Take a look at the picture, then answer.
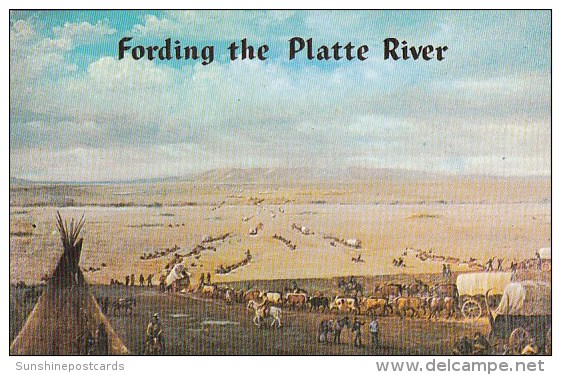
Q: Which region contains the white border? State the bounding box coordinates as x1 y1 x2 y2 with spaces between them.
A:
2 2 557 375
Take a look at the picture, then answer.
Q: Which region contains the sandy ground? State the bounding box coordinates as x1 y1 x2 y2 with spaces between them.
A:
9 180 550 285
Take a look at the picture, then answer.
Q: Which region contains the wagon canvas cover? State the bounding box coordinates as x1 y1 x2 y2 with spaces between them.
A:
495 281 551 316
538 247 551 259
456 272 512 297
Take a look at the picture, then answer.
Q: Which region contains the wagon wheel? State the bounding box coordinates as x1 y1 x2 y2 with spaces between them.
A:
461 299 482 319
509 327 531 354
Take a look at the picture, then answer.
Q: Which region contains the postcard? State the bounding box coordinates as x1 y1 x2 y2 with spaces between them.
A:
9 10 551 357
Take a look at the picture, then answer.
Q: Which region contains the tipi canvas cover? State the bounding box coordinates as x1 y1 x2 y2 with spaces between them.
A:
10 213 129 355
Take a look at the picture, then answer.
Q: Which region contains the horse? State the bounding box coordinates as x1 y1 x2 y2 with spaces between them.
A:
144 335 165 355
285 292 307 310
244 290 261 302
247 300 282 328
233 289 245 303
308 296 330 311
351 255 365 263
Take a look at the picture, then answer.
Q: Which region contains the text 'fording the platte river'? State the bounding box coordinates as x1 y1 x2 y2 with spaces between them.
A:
118 37 449 65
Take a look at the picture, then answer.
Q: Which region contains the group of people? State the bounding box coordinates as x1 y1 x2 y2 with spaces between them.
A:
392 257 406 268
318 317 380 349
453 332 491 355
350 317 380 348
485 257 504 272
442 263 452 278
199 272 212 286
215 250 252 275
140 245 181 261
110 273 153 288
453 332 541 355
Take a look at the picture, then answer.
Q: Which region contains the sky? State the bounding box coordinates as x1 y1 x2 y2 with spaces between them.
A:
9 10 551 182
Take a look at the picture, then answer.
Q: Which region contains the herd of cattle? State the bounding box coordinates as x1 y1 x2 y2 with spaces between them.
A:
197 280 463 321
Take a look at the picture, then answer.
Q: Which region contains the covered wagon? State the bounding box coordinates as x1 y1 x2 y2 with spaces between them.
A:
537 247 551 259
536 247 552 271
345 238 362 249
456 272 511 319
166 264 191 292
486 281 551 354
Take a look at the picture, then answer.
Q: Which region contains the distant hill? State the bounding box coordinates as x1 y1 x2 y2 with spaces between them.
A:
10 167 550 186
187 167 440 185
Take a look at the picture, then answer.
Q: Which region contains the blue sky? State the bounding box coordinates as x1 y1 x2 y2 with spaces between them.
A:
10 10 551 181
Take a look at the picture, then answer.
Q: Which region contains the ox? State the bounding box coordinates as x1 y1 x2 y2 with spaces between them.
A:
427 296 457 320
361 297 390 316
392 297 425 318
330 296 360 315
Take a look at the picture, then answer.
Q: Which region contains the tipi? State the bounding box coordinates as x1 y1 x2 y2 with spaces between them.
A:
10 212 129 355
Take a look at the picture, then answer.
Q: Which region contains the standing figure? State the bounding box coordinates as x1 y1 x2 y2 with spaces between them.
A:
485 258 494 272
497 259 504 271
318 320 329 343
351 317 364 347
159 274 166 293
199 273 205 289
147 274 153 287
139 274 145 287
369 318 379 348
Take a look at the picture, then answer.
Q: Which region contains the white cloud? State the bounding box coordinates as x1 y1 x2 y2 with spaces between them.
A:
53 20 116 43
131 11 298 42
10 19 35 42
86 56 174 89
